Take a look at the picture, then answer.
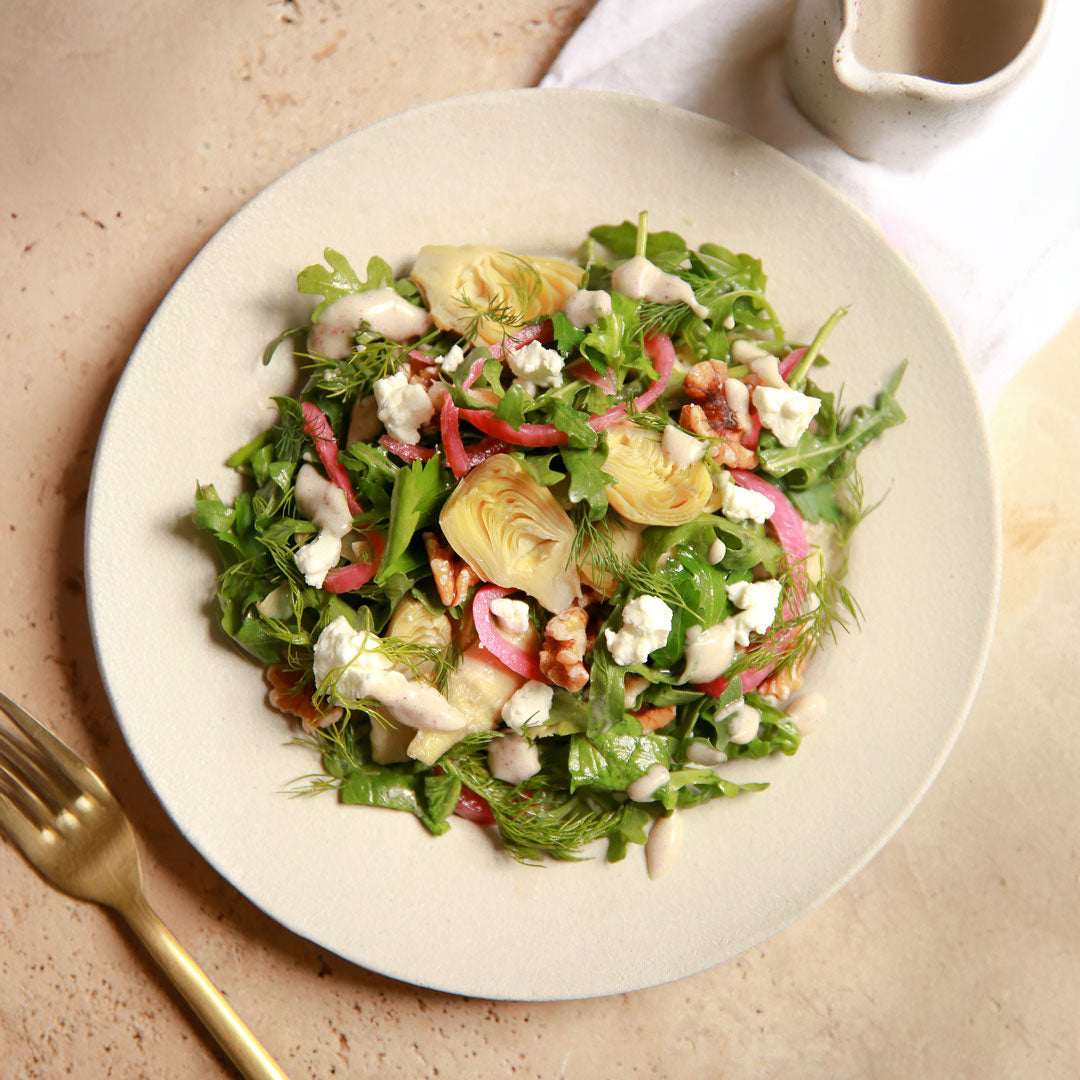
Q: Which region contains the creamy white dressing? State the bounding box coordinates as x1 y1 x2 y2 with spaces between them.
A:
488 733 541 785
707 538 727 565
645 812 681 880
723 376 752 431
729 339 773 365
750 354 786 389
627 763 670 803
685 741 728 766
563 288 613 328
611 255 709 318
256 582 292 620
726 702 761 744
308 288 433 358
786 691 827 734
295 463 352 537
346 394 381 446
661 424 706 467
312 616 466 732
679 621 738 685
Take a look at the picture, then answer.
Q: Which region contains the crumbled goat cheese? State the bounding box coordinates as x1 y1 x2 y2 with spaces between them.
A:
507 340 565 395
440 343 466 373
294 531 343 589
604 594 674 666
489 734 541 784
717 470 775 524
372 371 435 444
490 597 530 635
501 680 554 735
313 616 465 731
726 578 783 646
752 385 821 447
661 424 706 467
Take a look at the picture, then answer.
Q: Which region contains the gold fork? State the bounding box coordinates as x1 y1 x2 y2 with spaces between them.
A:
0 691 291 1080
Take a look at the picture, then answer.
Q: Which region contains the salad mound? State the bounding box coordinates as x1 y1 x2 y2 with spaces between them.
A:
193 214 905 874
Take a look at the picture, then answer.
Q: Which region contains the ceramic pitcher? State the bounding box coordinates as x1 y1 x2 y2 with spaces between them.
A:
785 0 1053 165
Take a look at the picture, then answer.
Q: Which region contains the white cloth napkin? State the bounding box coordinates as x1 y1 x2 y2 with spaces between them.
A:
543 0 1080 406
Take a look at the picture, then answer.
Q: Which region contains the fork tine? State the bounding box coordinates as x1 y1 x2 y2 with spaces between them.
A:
0 773 51 838
0 732 68 822
0 692 111 802
0 729 79 811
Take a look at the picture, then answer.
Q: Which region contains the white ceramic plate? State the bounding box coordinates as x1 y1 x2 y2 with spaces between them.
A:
86 89 999 1001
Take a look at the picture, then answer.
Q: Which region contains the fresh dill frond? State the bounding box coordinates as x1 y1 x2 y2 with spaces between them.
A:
440 738 631 863
299 330 418 401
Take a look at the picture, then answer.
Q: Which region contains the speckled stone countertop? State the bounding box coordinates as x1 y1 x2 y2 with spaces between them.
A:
2 3 1077 1077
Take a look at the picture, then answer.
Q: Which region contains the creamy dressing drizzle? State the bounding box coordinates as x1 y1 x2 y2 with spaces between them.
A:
308 287 433 358
611 256 709 318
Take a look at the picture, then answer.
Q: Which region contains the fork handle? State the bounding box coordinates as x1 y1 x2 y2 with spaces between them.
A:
118 891 291 1080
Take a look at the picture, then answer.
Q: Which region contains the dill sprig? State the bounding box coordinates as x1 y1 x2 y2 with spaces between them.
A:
441 736 631 863
299 331 418 401
452 253 544 346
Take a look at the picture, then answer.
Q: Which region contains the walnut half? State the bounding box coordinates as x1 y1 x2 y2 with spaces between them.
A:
539 606 589 692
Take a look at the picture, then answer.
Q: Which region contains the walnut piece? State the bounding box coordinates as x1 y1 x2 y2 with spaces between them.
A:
539 606 589 692
632 705 676 732
757 658 805 703
266 665 343 732
680 358 758 468
423 531 480 608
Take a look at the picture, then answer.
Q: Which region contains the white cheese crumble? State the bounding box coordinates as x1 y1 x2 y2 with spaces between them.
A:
440 343 466 373
489 597 530 635
372 370 435 445
661 424 706 467
294 531 342 589
627 763 671 803
752 385 821 447
313 616 466 732
501 680 554 735
507 339 565 395
726 578 783 646
604 594 674 666
489 734 541 784
717 470 775 524
563 288 613 328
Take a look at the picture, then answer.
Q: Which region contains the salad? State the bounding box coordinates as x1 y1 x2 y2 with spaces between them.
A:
193 214 905 875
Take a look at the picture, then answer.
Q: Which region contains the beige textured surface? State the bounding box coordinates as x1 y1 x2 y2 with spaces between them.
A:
1 2 1077 1078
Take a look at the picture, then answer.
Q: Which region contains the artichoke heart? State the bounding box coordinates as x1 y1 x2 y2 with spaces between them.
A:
439 454 580 614
604 422 713 526
410 244 583 345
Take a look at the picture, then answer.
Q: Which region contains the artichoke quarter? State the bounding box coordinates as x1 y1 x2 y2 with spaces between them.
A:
410 244 583 345
439 454 580 614
604 421 713 526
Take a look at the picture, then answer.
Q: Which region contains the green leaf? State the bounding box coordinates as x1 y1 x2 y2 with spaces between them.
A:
548 401 598 450
297 250 396 320
559 445 614 521
757 364 907 488
590 221 689 265
376 457 452 585
569 718 673 793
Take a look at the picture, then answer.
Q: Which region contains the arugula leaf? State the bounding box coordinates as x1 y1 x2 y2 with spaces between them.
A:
548 401 599 449
757 364 907 488
297 251 397 320
559 445 614 521
569 718 673 793
589 221 689 267
376 457 452 585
